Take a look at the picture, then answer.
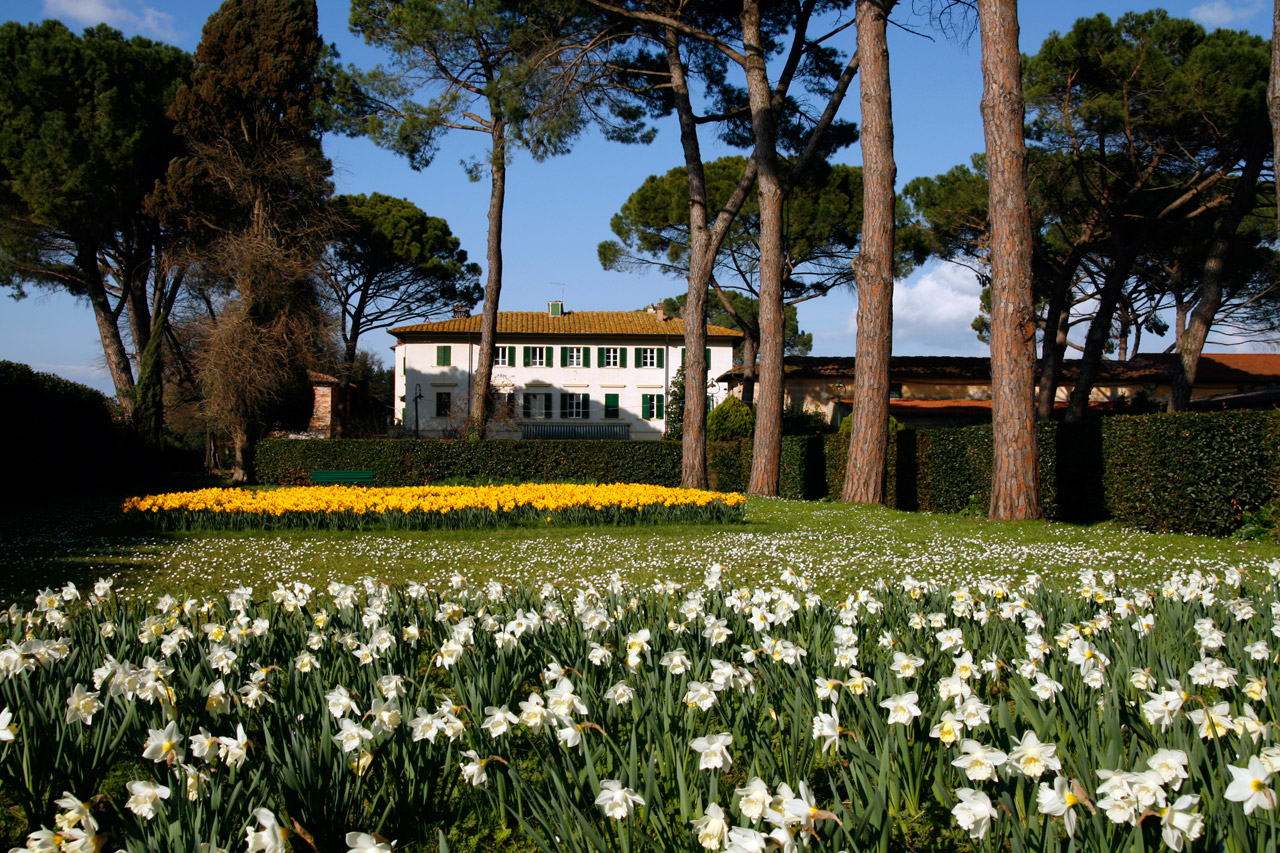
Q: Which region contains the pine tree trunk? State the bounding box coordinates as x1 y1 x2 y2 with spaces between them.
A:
843 0 896 505
77 240 137 421
1035 250 1083 420
743 0 784 497
665 27 710 489
1169 139 1265 411
980 0 1040 520
1065 244 1137 421
469 120 506 438
1271 0 1280 228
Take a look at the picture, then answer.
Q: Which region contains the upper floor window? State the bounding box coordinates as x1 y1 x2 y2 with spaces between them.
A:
523 346 552 368
494 346 515 368
562 346 587 368
599 346 624 368
436 345 451 367
638 347 664 369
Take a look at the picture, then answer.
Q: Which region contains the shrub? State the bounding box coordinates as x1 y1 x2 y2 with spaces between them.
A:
782 405 828 435
255 438 683 487
1101 411 1280 536
707 396 754 441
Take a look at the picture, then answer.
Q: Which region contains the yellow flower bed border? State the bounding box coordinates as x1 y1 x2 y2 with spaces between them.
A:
121 484 747 531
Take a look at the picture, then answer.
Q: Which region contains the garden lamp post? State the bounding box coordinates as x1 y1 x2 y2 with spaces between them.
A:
413 383 423 437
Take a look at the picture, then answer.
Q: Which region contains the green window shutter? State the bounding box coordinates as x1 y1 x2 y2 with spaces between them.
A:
559 393 568 419
583 393 590 417
437 345 450 367
543 393 552 418
522 394 531 418
657 348 664 369
507 346 516 365
681 347 686 366
583 348 591 368
561 346 569 366
657 394 665 419
641 395 651 419
523 346 531 367
634 347 642 367
705 347 711 368
597 346 605 366
619 347 627 368
605 393 619 419
546 347 554 368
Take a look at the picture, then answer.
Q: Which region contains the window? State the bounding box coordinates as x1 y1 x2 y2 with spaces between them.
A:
435 392 451 418
598 346 624 368
680 347 712 368
493 392 514 415
494 346 515 367
604 393 620 419
560 392 589 419
523 346 552 367
638 347 663 368
436 345 451 367
561 346 588 368
641 393 665 420
522 392 552 419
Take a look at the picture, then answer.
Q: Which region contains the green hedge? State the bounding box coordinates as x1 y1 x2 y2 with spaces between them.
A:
0 361 147 494
259 410 1280 536
256 439 683 488
1102 411 1280 536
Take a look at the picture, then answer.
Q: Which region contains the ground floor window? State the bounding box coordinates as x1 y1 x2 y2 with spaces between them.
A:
560 392 589 419
522 392 552 419
604 393 620 419
435 392 451 418
641 393 664 420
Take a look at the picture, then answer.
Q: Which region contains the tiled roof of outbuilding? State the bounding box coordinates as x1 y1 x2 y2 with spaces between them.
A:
391 311 741 339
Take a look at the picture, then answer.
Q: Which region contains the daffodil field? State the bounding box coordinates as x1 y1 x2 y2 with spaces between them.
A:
119 485 746 531
3 562 1280 853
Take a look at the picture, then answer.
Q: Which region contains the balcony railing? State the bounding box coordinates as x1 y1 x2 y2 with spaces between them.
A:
520 422 632 440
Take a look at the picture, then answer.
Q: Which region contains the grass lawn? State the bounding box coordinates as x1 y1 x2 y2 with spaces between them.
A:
2 491 1277 603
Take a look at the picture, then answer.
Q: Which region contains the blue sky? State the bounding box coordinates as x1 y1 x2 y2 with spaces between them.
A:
0 0 1273 394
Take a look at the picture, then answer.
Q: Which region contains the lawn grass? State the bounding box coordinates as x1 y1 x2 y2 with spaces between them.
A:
2 491 1277 604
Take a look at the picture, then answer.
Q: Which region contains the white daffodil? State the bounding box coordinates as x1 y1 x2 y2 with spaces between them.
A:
684 681 719 710
334 718 373 754
691 802 729 850
604 681 635 705
1147 749 1189 790
1225 755 1275 815
142 721 184 765
951 739 1008 782
952 788 997 839
595 780 644 819
246 808 290 853
1160 794 1204 852
879 691 921 725
460 750 488 787
125 780 170 820
1036 776 1081 837
690 733 733 770
481 705 517 738
345 832 392 853
735 777 772 821
64 685 103 726
1008 731 1060 779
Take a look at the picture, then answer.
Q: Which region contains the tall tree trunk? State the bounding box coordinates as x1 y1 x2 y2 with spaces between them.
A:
666 27 710 489
980 0 1040 520
743 0 785 497
1065 243 1138 421
1036 249 1084 420
1271 0 1280 227
77 240 137 421
843 0 896 505
1169 139 1266 411
469 120 507 438
230 423 257 485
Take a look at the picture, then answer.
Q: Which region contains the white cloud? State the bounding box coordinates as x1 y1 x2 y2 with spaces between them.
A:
888 262 988 356
1189 0 1263 28
43 0 180 42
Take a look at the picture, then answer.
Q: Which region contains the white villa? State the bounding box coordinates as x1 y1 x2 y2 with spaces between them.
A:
390 302 742 439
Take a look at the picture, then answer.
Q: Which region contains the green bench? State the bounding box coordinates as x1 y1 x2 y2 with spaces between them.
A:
310 470 375 485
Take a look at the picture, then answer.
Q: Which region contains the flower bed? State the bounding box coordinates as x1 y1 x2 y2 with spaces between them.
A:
120 483 746 530
1 564 1277 852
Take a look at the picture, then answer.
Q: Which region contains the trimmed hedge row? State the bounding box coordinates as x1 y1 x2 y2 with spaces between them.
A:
256 438 683 488
258 410 1280 536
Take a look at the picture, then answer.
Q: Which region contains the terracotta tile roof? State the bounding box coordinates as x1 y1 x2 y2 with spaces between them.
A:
392 311 742 339
721 353 1280 385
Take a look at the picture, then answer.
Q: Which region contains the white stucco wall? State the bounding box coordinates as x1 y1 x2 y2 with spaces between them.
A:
394 336 736 439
